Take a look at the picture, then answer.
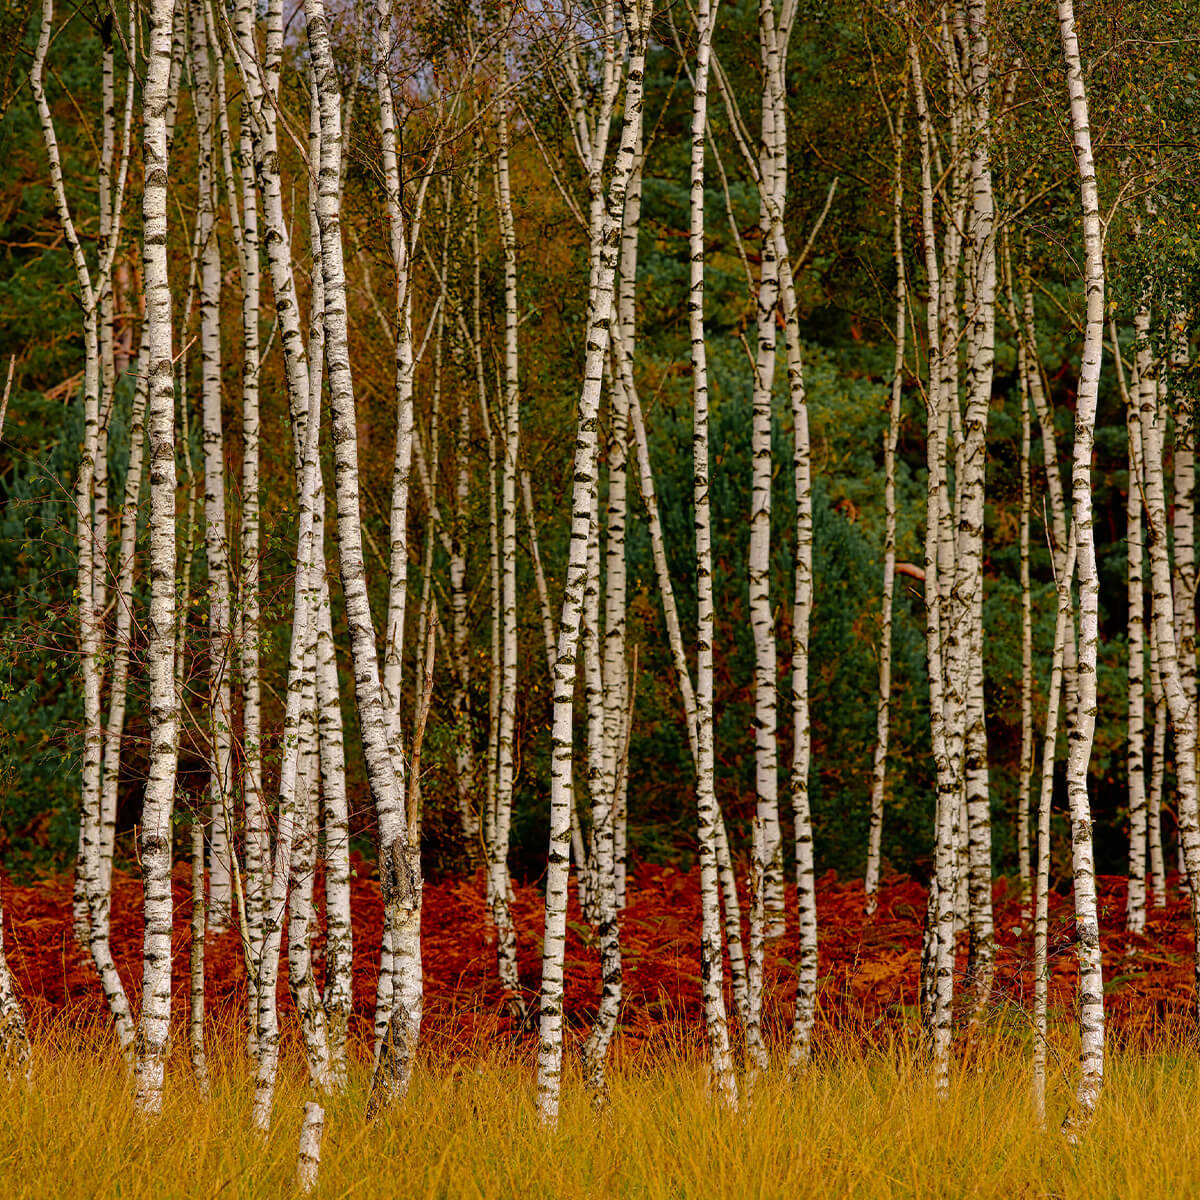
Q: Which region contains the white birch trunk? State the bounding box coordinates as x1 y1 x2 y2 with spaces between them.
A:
1147 597 1168 905
956 0 997 1017
1033 531 1077 1127
1138 321 1200 993
749 0 785 942
468 153 523 1009
494 17 525 1017
1007 235 1034 926
1057 0 1106 1135
625 354 750 1025
190 0 235 936
909 30 957 1094
685 0 737 1106
0 873 31 1081
189 815 209 1093
233 0 265 1020
251 246 324 1133
537 2 650 1125
305 0 416 1114
1116 326 1148 935
134 0 180 1113
296 1101 325 1193
866 100 906 917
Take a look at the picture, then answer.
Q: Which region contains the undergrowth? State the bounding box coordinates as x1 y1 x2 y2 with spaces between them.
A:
2 1015 1199 1198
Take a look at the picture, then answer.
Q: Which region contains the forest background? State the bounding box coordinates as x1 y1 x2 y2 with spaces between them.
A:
1 0 1195 895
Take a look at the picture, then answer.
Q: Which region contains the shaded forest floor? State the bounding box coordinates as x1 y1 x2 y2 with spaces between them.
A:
3 860 1196 1055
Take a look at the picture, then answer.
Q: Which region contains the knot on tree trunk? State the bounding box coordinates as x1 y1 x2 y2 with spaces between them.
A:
381 838 421 912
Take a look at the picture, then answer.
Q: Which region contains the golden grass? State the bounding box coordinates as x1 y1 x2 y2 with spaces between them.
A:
3 1018 1199 1199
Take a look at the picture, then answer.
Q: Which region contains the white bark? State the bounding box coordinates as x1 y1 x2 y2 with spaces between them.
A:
190 0 235 937
296 1101 325 1193
748 0 786 942
494 17 525 1017
1057 0 1106 1136
909 30 957 1095
686 0 737 1108
468 152 522 1009
231 0 265 1013
32 0 137 1054
134 0 180 1114
0 874 31 1081
251 231 325 1134
960 0 996 1014
1003 230 1034 925
304 0 416 1114
1033 531 1077 1128
537 0 650 1126
1138 318 1200 990
189 816 209 1093
1147 596 1168 905
1115 326 1148 935
866 98 906 916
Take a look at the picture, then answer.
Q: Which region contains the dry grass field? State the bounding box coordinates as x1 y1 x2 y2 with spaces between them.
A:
3 1020 1200 1199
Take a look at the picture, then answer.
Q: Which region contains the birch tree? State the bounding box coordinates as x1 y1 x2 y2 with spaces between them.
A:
190 0 235 937
135 0 180 1114
865 79 907 918
1057 0 1105 1137
31 0 136 1055
907 24 958 1092
1115 326 1148 935
537 0 651 1126
305 0 419 1116
686 0 737 1107
0 873 31 1080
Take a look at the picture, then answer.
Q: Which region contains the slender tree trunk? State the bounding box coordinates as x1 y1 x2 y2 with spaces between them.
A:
32 0 133 1049
1008 235 1035 926
1139 316 1200 1002
190 0 235 937
234 0 265 1037
467 152 523 1011
251 237 325 1134
494 13 526 1020
306 0 416 1115
0 873 31 1081
748 0 785 946
959 0 997 1018
93 13 137 951
1116 325 1148 936
1148 600 1168 905
686 0 736 1107
1057 0 1106 1136
287 694 332 1094
624 334 750 1028
296 1101 325 1194
909 30 957 1094
134 0 180 1113
537 3 650 1126
189 814 209 1093
866 100 906 917
1033 531 1077 1128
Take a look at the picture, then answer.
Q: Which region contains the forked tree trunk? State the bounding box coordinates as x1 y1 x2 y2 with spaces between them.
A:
306 0 417 1117
537 0 650 1127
